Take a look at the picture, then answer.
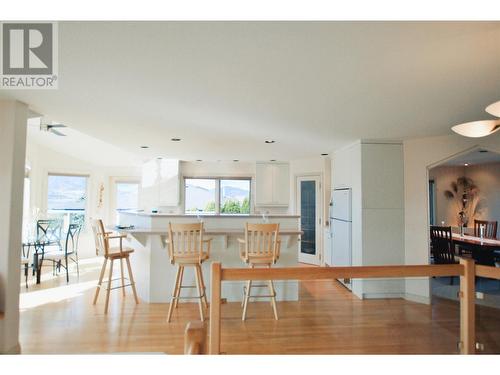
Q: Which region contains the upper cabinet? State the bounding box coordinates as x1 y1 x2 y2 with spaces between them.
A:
141 158 180 210
255 162 290 206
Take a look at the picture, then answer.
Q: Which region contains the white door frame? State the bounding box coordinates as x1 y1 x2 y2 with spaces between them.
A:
296 174 322 265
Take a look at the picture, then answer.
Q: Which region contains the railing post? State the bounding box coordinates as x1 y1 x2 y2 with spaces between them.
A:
209 262 221 354
459 258 475 354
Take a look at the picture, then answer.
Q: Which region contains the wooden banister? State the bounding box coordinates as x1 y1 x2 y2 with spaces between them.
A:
209 260 498 355
475 264 500 279
184 321 206 354
221 264 462 281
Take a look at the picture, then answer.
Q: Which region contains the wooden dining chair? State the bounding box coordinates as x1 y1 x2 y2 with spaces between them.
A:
91 219 139 314
238 223 281 321
430 225 458 284
166 222 212 323
474 220 498 239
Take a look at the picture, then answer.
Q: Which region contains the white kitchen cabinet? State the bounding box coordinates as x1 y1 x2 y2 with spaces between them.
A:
158 159 180 207
255 162 289 206
141 158 180 210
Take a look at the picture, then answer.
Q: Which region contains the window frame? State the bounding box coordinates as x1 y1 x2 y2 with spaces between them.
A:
183 176 252 215
46 172 90 226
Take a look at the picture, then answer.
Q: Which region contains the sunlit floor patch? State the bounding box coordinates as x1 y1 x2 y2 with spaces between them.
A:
19 279 98 311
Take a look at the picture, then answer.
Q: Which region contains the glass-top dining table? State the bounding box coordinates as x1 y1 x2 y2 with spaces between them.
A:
22 239 54 284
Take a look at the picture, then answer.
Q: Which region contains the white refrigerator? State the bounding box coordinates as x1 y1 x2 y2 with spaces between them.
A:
329 188 352 289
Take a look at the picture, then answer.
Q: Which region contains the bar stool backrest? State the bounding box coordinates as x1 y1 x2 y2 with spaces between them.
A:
243 223 280 263
91 219 109 257
474 219 498 239
168 222 204 263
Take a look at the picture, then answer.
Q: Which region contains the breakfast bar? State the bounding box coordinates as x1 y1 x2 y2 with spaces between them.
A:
117 211 302 303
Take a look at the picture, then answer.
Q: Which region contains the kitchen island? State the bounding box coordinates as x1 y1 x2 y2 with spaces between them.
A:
117 211 302 303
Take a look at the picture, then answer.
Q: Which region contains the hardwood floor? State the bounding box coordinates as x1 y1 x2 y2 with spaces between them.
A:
19 258 500 354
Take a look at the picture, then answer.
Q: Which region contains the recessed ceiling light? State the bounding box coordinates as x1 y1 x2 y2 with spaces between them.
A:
171 137 181 142
270 159 276 162
451 119 500 138
486 100 500 117
233 159 239 162
265 140 275 144
464 163 469 166
196 159 203 162
140 146 149 149
321 153 329 156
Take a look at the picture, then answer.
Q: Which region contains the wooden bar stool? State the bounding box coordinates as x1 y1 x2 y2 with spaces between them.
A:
238 223 281 321
91 219 139 314
166 222 212 323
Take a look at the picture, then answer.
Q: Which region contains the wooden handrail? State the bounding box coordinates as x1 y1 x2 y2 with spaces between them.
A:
221 264 462 281
184 321 206 354
209 259 486 355
475 264 500 279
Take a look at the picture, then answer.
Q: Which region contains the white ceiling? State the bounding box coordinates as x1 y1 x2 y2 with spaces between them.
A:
27 119 144 167
2 22 500 162
439 149 500 167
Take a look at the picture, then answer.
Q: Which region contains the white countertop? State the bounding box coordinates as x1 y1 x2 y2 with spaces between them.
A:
119 211 300 219
113 226 303 236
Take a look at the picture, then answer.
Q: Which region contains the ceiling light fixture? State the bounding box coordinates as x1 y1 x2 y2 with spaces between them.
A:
171 137 181 142
265 140 275 144
233 159 239 162
486 100 500 117
140 146 149 149
464 163 469 166
196 159 203 162
270 159 276 162
451 119 500 138
321 153 329 156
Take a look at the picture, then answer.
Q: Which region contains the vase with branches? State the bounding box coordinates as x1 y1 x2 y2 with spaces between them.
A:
443 176 484 227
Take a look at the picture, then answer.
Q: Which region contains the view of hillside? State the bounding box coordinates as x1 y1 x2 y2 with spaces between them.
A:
185 178 250 214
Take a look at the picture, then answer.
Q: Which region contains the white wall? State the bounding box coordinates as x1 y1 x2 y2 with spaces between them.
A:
25 141 141 259
404 132 500 302
429 166 465 226
0 100 27 354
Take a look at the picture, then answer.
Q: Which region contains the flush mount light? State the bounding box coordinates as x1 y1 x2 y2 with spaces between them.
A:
171 137 181 142
451 119 500 138
265 140 275 144
486 101 500 117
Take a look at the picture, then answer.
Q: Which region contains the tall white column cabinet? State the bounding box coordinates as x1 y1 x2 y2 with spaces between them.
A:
255 162 290 206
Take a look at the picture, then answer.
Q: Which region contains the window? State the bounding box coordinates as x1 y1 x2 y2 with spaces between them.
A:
47 174 88 225
115 181 140 222
220 179 250 214
184 178 251 215
185 178 217 214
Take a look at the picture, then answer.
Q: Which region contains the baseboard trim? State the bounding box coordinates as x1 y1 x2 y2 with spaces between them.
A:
361 292 405 299
404 293 431 305
1 342 21 354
